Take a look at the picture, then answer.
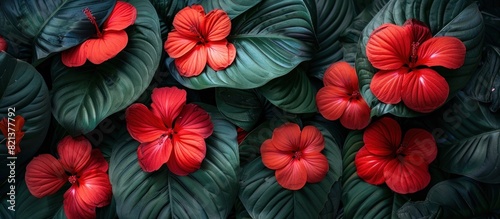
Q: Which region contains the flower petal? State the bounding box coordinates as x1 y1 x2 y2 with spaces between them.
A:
58 136 92 174
125 103 167 143
174 103 213 139
403 19 432 44
63 191 95 219
0 36 6 51
172 5 205 38
85 149 109 173
275 160 307 190
402 68 449 113
25 154 66 198
323 61 358 90
301 152 329 183
103 1 137 31
402 128 437 165
168 130 207 176
164 31 198 58
261 139 293 170
137 137 172 172
300 125 325 153
366 23 411 70
354 147 390 185
383 157 431 194
203 9 231 41
370 68 407 104
316 86 349 121
416 37 466 69
84 30 128 65
174 44 207 77
206 41 235 71
271 123 301 152
61 44 87 67
340 98 371 130
150 87 187 128
363 117 401 156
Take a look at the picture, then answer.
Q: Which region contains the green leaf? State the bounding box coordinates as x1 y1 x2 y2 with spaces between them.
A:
51 0 162 135
109 107 239 219
356 0 485 117
257 68 317 114
188 0 263 19
239 122 342 218
168 0 315 89
53 197 117 219
238 119 286 166
16 179 68 219
0 0 115 61
397 201 442 219
215 88 263 131
342 131 408 219
149 0 186 25
0 52 50 191
482 12 500 48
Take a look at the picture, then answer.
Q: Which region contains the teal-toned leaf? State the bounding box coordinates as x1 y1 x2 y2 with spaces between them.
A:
51 0 162 135
238 119 286 166
169 0 315 89
342 131 408 219
257 68 317 114
482 12 500 47
16 179 68 219
356 0 485 117
0 0 115 61
215 88 263 131
149 0 186 25
318 179 342 218
239 122 342 218
109 107 239 219
187 0 263 19
397 201 442 219
0 52 50 192
0 196 14 218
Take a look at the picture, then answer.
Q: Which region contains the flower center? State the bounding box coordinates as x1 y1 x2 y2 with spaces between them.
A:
291 150 303 160
158 129 175 145
396 143 407 156
83 8 103 38
351 90 361 100
409 41 420 68
68 175 78 185
189 26 207 44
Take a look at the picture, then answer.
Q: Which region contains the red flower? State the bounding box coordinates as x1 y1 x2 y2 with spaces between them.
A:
125 86 214 175
62 1 137 67
316 61 371 130
0 115 25 156
236 127 248 144
25 136 112 219
261 123 329 190
354 117 437 194
0 36 6 51
366 19 466 113
164 5 236 77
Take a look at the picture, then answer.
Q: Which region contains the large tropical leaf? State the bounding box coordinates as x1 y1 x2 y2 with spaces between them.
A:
482 12 500 48
215 87 264 131
16 178 68 219
187 0 262 19
342 131 408 219
356 0 485 117
109 105 239 219
0 0 115 61
239 122 342 218
51 0 162 135
0 52 50 193
168 0 315 89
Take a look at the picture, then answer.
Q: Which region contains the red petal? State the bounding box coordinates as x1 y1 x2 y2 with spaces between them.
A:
137 137 172 172
174 44 207 77
363 117 401 156
0 36 6 51
340 98 371 130
302 152 329 183
25 154 66 198
164 31 198 58
85 149 109 173
174 103 213 139
172 5 205 38
206 41 234 70
323 61 358 90
63 191 95 219
125 103 167 143
270 123 301 152
150 87 186 128
61 44 87 67
0 118 6 137
401 129 437 165
366 23 411 70
316 86 350 121
168 130 207 176
403 19 432 44
300 125 325 153
84 30 128 65
370 68 407 104
0 115 24 155
275 160 307 190
203 9 231 41
103 1 137 31
354 147 390 185
401 68 449 113
261 139 293 170
383 157 431 194
416 37 466 69
58 136 92 174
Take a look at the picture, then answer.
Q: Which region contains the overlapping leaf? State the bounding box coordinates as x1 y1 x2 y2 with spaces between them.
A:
187 0 262 19
215 88 263 131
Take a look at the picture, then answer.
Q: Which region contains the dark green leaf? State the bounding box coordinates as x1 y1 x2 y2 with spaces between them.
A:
187 0 263 19
51 0 162 135
318 180 342 218
16 180 68 219
215 88 263 131
149 0 186 25
397 201 442 219
482 12 500 47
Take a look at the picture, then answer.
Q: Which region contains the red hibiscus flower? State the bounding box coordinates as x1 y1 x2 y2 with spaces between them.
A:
125 86 214 175
164 5 236 77
0 115 25 156
0 36 6 51
366 19 466 113
62 1 137 67
355 117 437 194
316 61 371 130
25 136 112 219
261 123 329 190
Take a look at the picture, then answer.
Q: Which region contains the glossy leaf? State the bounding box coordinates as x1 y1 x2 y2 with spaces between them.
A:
168 0 315 89
149 0 186 25
51 0 162 135
215 88 263 131
356 0 485 117
397 201 442 219
187 0 262 19
16 179 68 219
0 0 115 61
